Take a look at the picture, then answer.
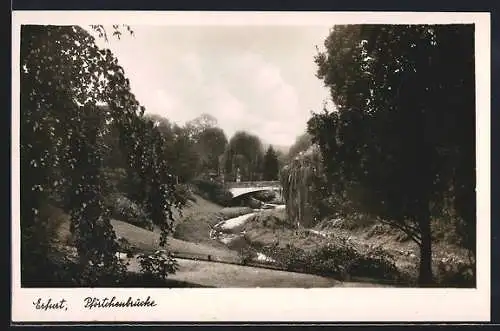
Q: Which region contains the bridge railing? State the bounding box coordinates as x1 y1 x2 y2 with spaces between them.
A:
225 181 281 189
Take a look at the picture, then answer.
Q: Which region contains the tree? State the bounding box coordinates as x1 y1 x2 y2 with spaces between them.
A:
225 131 264 181
280 145 329 228
309 24 475 286
195 126 228 175
184 113 218 140
262 146 280 181
144 114 203 183
288 132 313 160
20 25 183 285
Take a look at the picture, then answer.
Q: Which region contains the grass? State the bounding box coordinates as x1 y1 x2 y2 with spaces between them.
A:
173 202 254 244
171 194 223 228
218 207 254 220
43 198 397 288
112 219 239 262
232 208 474 287
49 197 240 262
154 258 345 288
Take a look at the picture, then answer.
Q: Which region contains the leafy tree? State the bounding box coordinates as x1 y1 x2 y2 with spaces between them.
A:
225 131 264 181
262 146 280 180
195 126 228 175
20 25 183 285
308 24 475 286
144 114 200 183
288 132 313 160
184 113 218 140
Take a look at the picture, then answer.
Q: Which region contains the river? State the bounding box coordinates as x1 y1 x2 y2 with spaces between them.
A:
210 204 286 263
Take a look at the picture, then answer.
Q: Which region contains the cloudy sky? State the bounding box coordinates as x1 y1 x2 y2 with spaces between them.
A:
91 25 334 147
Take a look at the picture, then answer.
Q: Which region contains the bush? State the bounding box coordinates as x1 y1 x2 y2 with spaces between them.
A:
260 244 310 272
106 194 153 230
173 184 195 207
434 258 475 287
116 236 136 257
238 247 256 265
137 250 179 281
78 259 129 287
350 246 401 281
431 216 463 246
259 239 403 282
191 179 233 206
252 190 277 203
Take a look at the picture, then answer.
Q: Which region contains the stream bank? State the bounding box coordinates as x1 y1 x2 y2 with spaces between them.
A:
210 204 285 263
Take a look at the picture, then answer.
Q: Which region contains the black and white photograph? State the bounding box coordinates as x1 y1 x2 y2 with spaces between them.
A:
11 11 490 322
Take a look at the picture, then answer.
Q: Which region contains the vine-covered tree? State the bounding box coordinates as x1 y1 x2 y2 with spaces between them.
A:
20 25 183 286
308 24 475 286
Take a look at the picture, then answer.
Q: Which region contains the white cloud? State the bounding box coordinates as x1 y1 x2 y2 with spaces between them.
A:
179 52 204 84
90 26 332 147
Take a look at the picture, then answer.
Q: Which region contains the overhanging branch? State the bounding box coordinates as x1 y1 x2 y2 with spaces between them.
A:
379 218 422 245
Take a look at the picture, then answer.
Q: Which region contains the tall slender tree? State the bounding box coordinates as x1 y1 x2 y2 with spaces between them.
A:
263 146 280 181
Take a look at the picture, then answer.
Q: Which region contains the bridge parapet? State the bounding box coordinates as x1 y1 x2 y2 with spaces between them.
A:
225 181 281 189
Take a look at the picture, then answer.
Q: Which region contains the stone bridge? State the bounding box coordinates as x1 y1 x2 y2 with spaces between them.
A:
224 181 282 199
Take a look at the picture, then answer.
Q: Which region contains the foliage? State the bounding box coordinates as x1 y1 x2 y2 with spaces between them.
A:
260 240 402 282
20 25 183 285
195 126 228 175
434 258 475 288
262 146 280 181
146 113 229 183
137 250 179 282
280 145 331 228
308 24 475 286
288 132 313 160
115 236 135 257
106 193 153 230
184 113 218 140
224 131 265 181
191 177 233 206
238 247 256 265
252 190 277 203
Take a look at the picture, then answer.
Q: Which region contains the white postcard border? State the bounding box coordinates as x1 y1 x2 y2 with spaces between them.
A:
11 10 491 322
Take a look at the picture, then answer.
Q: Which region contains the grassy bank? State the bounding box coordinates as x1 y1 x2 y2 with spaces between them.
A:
234 209 474 287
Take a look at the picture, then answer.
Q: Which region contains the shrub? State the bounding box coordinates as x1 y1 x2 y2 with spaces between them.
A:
252 190 277 203
173 184 195 207
106 194 153 230
78 259 129 287
238 247 256 265
137 250 179 281
260 244 310 272
191 179 233 206
434 258 475 288
349 246 401 281
258 239 403 282
116 236 136 257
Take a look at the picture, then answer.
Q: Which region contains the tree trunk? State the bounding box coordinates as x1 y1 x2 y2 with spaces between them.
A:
418 214 434 287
